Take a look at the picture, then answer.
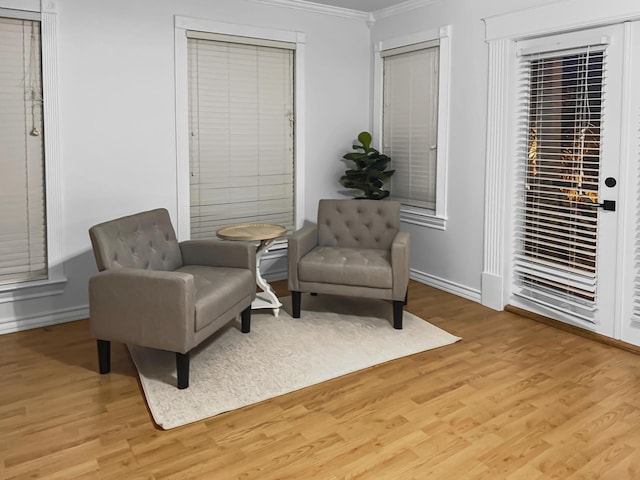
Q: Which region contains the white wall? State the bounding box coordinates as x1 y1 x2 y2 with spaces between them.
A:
7 0 636 333
0 0 371 332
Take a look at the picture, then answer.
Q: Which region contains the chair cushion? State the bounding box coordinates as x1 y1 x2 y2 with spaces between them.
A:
298 247 392 289
176 265 255 331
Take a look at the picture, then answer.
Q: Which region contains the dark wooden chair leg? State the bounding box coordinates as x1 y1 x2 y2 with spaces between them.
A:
310 292 318 296
241 305 251 333
292 291 301 318
393 300 403 329
176 352 190 389
97 339 111 374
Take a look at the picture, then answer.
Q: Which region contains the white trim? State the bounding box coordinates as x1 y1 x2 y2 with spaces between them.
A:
484 0 640 41
251 0 369 20
0 7 39 19
175 16 301 44
0 277 66 303
373 24 451 230
410 267 482 303
174 16 306 239
186 30 296 50
40 0 57 14
614 21 633 341
381 39 439 57
481 1 640 314
400 207 446 230
481 38 512 310
0 0 66 297
41 3 65 284
0 0 39 13
374 0 442 20
294 32 306 229
0 305 88 334
517 35 609 57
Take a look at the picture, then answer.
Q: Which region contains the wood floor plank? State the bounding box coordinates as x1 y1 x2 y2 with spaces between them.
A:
2 280 640 478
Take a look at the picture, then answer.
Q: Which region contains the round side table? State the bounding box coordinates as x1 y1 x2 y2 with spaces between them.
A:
217 223 287 316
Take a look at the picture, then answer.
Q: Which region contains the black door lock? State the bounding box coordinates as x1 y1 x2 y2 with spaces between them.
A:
597 200 616 211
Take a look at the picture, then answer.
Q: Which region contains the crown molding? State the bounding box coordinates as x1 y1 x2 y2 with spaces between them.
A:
252 0 370 21
373 0 442 20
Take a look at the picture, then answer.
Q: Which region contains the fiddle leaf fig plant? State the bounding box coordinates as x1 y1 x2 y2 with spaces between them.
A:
340 131 394 200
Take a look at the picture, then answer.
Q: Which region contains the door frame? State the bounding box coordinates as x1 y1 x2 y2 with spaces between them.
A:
481 2 640 340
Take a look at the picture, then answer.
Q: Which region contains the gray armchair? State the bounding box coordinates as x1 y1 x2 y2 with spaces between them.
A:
88 208 256 389
288 199 409 328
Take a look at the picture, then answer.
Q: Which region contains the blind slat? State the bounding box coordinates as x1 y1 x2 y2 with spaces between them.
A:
383 45 439 209
0 15 47 286
188 37 295 238
513 46 605 321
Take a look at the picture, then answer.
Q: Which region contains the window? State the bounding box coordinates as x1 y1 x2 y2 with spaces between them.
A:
513 45 605 322
187 32 295 238
374 26 451 229
0 14 46 286
383 42 439 210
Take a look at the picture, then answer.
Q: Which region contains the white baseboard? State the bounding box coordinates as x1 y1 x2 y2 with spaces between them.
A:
0 305 89 335
410 268 481 303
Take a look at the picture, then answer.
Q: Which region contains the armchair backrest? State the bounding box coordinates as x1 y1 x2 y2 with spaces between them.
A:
317 199 400 250
89 208 183 272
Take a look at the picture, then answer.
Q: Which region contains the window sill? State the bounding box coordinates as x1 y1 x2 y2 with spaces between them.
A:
0 277 67 304
400 205 447 230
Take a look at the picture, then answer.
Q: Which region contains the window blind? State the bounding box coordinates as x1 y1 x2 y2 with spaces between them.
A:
633 134 640 325
187 36 295 239
0 16 47 286
513 46 606 322
382 45 439 210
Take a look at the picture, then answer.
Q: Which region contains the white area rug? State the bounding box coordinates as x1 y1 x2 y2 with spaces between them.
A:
128 295 461 429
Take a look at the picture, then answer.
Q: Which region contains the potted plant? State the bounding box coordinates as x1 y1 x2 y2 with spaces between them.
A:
339 131 394 200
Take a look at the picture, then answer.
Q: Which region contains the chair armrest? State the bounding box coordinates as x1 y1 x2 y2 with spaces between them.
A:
391 231 410 301
180 239 256 279
287 223 318 291
89 268 195 353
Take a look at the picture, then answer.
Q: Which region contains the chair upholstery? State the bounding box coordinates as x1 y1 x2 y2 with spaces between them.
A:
88 208 256 389
288 199 409 328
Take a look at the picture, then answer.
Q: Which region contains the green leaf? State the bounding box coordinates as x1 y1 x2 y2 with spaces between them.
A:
357 131 372 149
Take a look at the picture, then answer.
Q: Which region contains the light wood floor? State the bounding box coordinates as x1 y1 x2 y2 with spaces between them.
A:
2 280 640 479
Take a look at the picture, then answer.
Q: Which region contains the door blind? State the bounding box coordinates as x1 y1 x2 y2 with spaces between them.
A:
187 36 295 239
513 46 606 322
0 16 47 286
383 45 439 210
633 131 640 324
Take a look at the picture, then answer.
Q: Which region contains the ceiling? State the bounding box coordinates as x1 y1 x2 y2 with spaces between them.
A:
302 0 412 12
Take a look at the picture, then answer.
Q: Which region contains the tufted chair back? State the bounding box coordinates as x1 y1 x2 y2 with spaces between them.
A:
89 208 183 272
317 199 400 250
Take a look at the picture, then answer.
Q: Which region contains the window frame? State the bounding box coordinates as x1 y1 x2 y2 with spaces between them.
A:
0 1 65 303
174 16 306 241
373 25 451 230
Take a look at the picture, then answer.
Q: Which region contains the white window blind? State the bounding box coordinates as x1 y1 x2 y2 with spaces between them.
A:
0 16 47 286
633 133 640 325
187 34 295 239
513 46 606 322
382 44 439 210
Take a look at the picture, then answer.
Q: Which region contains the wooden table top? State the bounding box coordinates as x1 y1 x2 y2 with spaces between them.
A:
216 223 287 241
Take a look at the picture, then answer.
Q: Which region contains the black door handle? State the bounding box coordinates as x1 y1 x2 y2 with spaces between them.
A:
596 200 616 211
